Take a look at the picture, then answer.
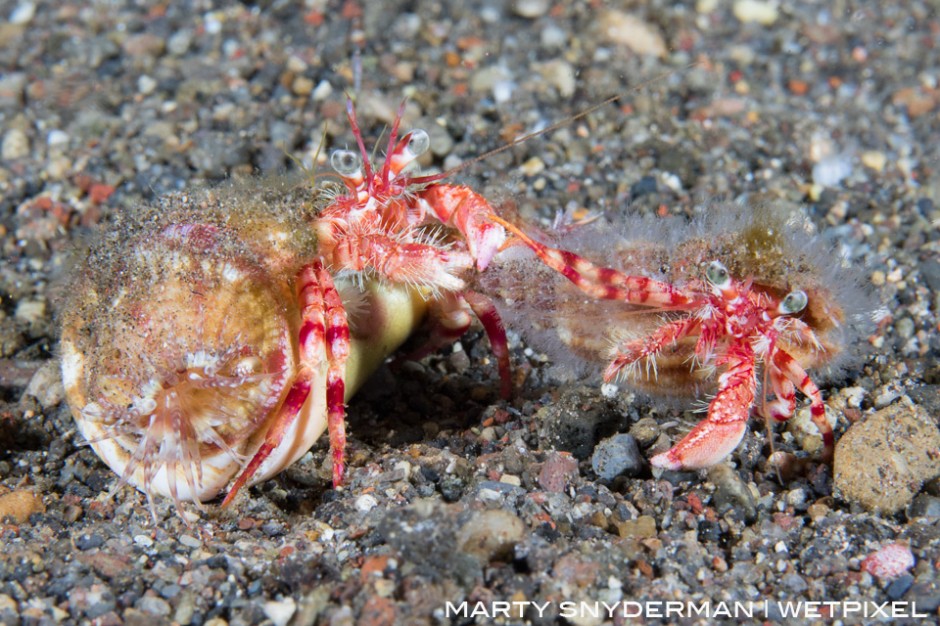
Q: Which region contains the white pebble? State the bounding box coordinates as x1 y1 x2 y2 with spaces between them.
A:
2 128 30 160
601 11 667 57
493 80 515 104
812 155 852 187
47 130 69 147
733 0 779 25
138 75 157 95
540 24 566 48
263 598 297 626
513 0 549 18
203 12 222 34
479 6 500 23
14 300 45 325
354 494 378 512
312 80 333 101
10 2 36 25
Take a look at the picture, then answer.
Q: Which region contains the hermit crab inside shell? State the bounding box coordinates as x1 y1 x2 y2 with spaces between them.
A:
59 179 427 514
483 204 874 471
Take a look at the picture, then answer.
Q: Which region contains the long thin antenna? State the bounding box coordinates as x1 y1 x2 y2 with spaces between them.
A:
408 64 697 186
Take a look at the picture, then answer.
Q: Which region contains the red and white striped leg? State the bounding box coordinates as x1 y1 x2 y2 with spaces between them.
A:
463 290 512 399
603 317 701 383
488 214 692 307
222 261 350 505
400 290 513 399
764 360 797 422
771 348 832 461
650 345 757 470
316 265 351 487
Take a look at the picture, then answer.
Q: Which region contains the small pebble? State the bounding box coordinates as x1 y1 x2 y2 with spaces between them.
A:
696 0 719 12
136 595 171 617
861 543 915 581
167 29 192 55
355 494 378 512
22 360 64 410
0 490 44 523
600 11 667 57
47 129 69 147
520 156 545 177
708 464 757 522
2 128 30 160
861 150 887 172
812 155 852 187
909 494 940 519
456 510 526 562
615 515 656 539
785 488 808 511
135 76 157 97
536 59 576 97
0 72 26 107
591 434 644 480
9 1 36 24
786 404 837 455
538 451 578 493
15 299 46 326
264 598 297 626
732 0 779 25
629 418 660 447
895 317 915 340
512 0 549 18
312 80 333 101
540 23 566 48
74 532 105 551
292 76 315 96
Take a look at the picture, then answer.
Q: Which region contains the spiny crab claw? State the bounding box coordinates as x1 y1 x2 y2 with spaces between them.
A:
649 420 749 470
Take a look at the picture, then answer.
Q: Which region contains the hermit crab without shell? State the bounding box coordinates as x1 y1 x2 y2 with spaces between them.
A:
487 205 872 470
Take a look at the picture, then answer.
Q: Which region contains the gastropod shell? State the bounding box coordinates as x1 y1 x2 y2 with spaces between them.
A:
59 178 426 515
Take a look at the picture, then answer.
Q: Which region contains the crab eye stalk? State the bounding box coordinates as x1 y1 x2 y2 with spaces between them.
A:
779 289 808 315
706 260 731 288
404 129 430 159
331 150 363 179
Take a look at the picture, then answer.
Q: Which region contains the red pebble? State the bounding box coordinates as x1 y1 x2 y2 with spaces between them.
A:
861 543 914 580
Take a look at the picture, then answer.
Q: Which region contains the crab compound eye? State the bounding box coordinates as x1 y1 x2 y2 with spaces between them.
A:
405 129 430 159
706 260 730 288
330 150 362 178
779 289 808 315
